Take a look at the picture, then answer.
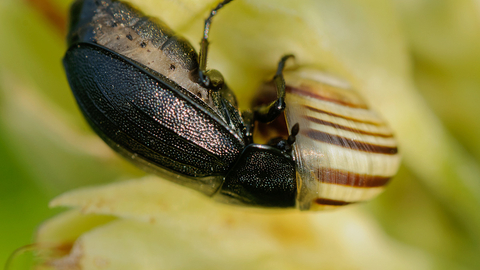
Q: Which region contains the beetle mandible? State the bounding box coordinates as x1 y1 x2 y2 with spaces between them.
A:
63 0 400 210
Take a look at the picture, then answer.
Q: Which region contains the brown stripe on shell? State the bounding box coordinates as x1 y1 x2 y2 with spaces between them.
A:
304 105 384 126
316 168 391 187
286 86 368 109
303 129 398 155
314 198 353 206
303 116 394 138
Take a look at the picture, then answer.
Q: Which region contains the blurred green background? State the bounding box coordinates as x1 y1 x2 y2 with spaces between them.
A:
1 0 480 269
0 0 145 266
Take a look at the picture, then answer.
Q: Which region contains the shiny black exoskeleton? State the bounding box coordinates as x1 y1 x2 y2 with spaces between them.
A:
63 0 299 208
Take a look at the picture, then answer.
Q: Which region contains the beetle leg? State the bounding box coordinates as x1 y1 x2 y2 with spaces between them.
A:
198 0 234 90
253 54 295 123
241 110 255 145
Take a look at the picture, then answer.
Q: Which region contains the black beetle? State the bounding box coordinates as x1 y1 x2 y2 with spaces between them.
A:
63 0 300 208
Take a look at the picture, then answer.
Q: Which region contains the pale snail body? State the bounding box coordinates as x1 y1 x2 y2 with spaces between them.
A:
278 68 401 210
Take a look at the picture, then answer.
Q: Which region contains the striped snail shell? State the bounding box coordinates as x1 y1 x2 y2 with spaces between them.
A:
260 68 401 211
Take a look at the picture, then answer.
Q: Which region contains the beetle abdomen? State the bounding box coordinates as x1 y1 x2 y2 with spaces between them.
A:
64 43 245 194
68 0 197 70
67 0 226 113
282 68 401 210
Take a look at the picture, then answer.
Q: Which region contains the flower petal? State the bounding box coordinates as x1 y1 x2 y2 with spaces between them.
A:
41 177 433 270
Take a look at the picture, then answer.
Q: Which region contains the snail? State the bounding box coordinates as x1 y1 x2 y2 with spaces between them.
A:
256 67 400 210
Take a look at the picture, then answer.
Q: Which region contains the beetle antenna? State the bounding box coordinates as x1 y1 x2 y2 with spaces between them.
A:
287 123 300 146
199 0 234 86
268 123 300 153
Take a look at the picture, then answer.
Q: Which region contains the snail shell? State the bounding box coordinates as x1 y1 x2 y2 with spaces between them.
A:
273 68 401 210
